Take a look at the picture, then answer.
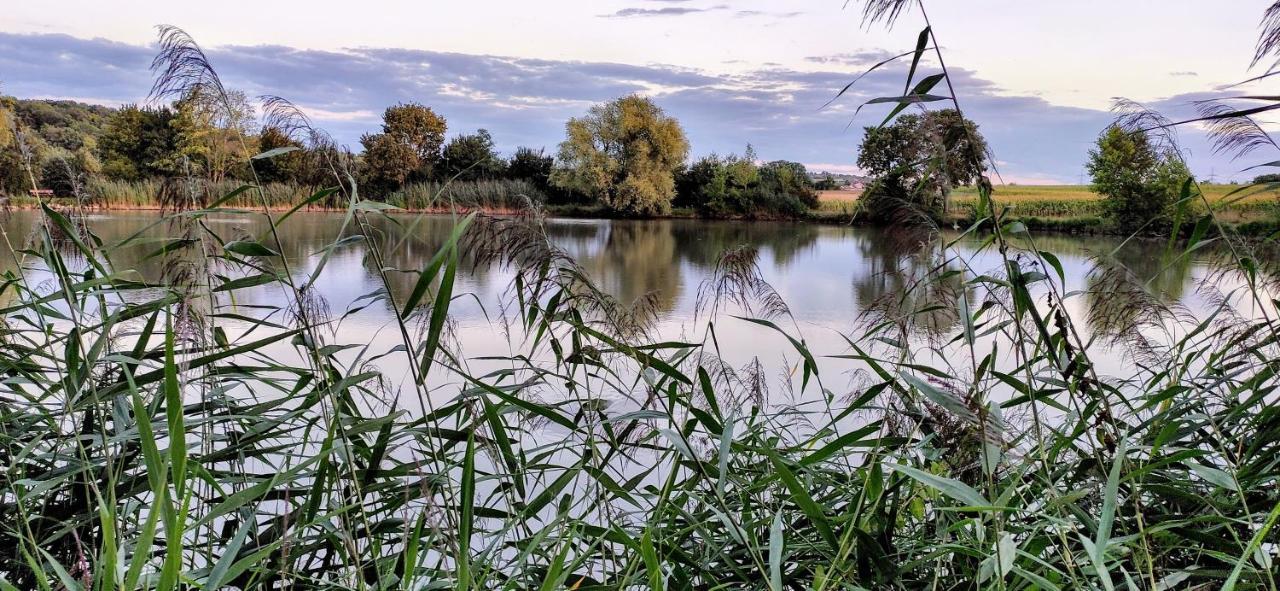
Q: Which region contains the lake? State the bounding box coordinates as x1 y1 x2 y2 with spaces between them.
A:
0 208 1261 407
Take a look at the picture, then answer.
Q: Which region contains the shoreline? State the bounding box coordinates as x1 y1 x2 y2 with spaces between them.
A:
7 199 1277 238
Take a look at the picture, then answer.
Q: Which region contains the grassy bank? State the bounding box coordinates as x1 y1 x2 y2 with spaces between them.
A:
11 181 1275 236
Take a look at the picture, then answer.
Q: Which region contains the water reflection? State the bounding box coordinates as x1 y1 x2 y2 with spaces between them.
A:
0 210 1241 386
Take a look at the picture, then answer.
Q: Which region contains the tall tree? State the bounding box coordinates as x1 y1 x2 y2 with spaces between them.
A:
857 108 987 223
1087 126 1189 232
254 126 306 184
98 105 181 181
507 146 554 190
360 102 447 194
383 103 447 164
441 129 504 181
171 88 258 183
552 95 689 216
860 108 988 221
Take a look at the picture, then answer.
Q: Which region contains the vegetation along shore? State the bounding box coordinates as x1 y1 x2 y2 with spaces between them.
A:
6 85 1280 236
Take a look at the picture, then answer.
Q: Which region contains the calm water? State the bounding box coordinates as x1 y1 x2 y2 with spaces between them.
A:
0 210 1256 403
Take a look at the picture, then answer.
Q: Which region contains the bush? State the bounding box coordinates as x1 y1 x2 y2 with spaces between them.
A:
675 151 818 219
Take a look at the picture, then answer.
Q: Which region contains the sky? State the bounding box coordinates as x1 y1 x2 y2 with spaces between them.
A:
1 0 1275 183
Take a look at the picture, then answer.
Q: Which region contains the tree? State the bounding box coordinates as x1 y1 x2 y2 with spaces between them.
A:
441 129 505 181
360 103 447 194
759 160 819 208
856 109 987 223
507 146 554 191
254 126 306 184
1087 126 1189 232
39 147 97 198
170 88 258 183
360 132 420 195
552 95 689 216
98 105 181 181
383 103 447 164
0 100 29 195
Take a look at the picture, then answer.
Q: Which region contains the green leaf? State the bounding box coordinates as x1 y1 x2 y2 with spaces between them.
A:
767 452 837 551
889 462 990 508
252 146 300 160
769 510 784 591
224 240 280 257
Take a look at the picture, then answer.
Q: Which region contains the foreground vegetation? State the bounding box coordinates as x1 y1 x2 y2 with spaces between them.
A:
2 4 1280 590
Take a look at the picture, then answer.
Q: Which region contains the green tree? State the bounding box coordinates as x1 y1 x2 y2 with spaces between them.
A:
552 95 689 216
38 147 99 198
383 103 447 164
856 109 987 223
360 132 420 195
441 129 505 181
1087 126 1189 232
98 105 181 181
254 126 306 184
360 103 447 194
759 160 819 208
507 146 554 191
0 99 28 195
169 88 258 183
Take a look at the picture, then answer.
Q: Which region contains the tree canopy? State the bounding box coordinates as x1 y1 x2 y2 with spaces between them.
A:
360 103 448 194
856 109 987 223
441 129 505 181
1087 126 1189 231
552 95 689 216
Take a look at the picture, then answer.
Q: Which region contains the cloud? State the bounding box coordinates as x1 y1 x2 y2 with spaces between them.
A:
3 31 1252 182
805 50 899 67
603 4 800 19
604 6 719 18
735 10 803 19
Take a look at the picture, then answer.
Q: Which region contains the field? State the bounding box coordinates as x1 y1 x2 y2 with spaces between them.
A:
819 184 1280 223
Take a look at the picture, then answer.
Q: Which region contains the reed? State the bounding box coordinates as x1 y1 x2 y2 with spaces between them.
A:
0 11 1278 591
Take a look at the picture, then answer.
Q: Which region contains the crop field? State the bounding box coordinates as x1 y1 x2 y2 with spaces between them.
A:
819 184 1280 221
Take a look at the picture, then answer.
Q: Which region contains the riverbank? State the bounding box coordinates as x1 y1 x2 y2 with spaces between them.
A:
6 182 1278 237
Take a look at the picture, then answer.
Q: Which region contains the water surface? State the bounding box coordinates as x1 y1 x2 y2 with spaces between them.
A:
0 210 1257 404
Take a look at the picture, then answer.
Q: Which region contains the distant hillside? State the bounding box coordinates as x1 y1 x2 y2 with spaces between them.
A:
1 97 117 194
2 97 114 152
